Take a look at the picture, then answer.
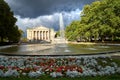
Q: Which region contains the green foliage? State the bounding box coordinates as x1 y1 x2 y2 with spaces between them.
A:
65 21 81 41
55 31 60 38
0 0 22 42
21 37 28 42
65 0 120 42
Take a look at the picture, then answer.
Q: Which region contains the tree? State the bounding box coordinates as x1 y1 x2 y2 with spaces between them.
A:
55 31 60 38
65 21 80 41
0 0 21 42
65 0 120 42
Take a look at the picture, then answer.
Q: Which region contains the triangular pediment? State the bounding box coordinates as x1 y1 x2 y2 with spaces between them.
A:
27 26 52 31
32 26 49 30
34 26 49 30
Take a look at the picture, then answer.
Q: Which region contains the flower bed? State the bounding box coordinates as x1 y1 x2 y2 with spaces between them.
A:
0 55 120 78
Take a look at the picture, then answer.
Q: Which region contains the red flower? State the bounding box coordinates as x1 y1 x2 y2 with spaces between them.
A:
49 68 54 72
56 67 62 72
11 66 20 71
27 58 32 61
34 62 37 65
22 67 31 73
77 67 83 73
15 67 20 71
42 58 47 61
7 66 12 69
68 58 76 61
0 66 5 70
33 67 39 71
40 62 45 66
64 66 70 71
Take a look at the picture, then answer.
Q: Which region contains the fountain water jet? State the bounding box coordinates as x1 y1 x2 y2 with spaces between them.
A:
59 13 65 39
54 13 67 44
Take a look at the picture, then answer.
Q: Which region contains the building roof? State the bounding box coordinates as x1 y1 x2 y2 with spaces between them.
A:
27 26 50 30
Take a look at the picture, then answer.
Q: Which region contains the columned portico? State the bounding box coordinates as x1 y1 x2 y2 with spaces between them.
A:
31 31 50 41
27 26 55 42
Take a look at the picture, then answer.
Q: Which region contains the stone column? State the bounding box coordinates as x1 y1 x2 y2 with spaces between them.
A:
33 31 35 40
44 31 45 40
34 31 36 40
41 31 43 40
49 30 51 41
37 31 39 40
46 31 48 40
46 31 47 40
47 31 49 41
31 31 32 40
32 31 33 40
40 31 42 40
38 31 40 40
44 31 46 40
30 31 32 40
36 31 38 40
43 31 45 40
35 31 37 40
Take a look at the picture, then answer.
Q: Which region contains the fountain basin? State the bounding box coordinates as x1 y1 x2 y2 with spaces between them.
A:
0 43 120 56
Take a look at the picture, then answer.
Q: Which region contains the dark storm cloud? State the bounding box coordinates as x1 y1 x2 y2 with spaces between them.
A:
5 0 95 18
4 0 95 32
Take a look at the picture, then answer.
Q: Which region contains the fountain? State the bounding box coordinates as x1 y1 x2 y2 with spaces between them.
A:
54 13 67 44
52 13 70 53
0 13 120 56
59 13 65 39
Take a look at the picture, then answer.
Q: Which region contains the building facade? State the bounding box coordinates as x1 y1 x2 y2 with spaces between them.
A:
27 26 55 42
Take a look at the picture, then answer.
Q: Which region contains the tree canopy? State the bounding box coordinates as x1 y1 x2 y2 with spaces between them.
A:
0 0 22 42
65 0 120 42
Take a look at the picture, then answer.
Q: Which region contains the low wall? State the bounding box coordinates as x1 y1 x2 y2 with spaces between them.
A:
53 38 68 44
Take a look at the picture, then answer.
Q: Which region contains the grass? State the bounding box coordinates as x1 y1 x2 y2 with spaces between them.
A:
112 57 120 66
0 57 120 80
0 74 120 80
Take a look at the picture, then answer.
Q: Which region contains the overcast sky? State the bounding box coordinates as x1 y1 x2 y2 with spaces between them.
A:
5 0 95 31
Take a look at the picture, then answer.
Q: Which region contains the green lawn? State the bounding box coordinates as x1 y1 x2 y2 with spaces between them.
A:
0 74 120 80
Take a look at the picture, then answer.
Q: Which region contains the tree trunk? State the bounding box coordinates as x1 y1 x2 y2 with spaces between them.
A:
0 36 3 42
102 36 104 42
112 35 114 41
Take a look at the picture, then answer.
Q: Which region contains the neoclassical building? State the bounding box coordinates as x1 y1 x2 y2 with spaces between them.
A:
27 26 55 42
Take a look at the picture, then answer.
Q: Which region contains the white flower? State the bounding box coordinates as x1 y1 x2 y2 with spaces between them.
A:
12 70 20 77
28 71 42 78
66 70 80 78
50 72 63 77
102 60 107 64
4 69 19 77
102 66 115 75
111 62 118 68
76 59 81 65
56 72 63 77
116 67 120 73
22 73 27 76
50 72 57 78
97 71 105 76
0 70 4 77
